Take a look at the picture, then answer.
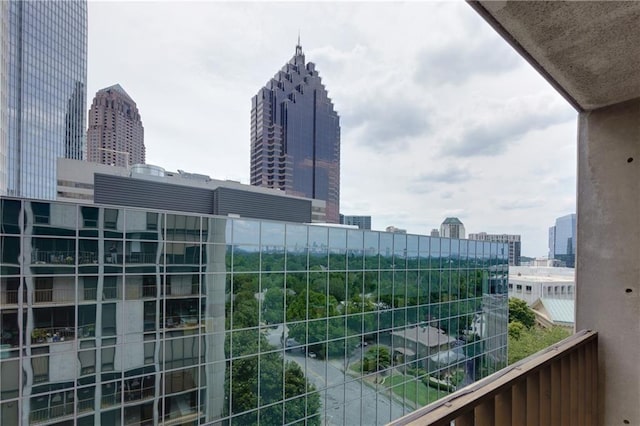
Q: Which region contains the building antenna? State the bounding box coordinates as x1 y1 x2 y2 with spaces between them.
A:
296 30 303 56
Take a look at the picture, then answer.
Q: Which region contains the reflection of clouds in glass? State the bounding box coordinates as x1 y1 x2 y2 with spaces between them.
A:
230 219 259 245
328 228 347 248
285 224 308 248
261 222 285 247
393 234 407 256
308 226 329 250
346 230 363 250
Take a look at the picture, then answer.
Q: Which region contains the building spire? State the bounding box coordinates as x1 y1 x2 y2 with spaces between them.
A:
296 31 303 56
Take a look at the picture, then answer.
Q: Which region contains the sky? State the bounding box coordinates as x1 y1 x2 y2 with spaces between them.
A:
87 1 578 257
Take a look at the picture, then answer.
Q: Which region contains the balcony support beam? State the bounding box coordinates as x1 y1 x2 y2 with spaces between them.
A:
577 97 640 426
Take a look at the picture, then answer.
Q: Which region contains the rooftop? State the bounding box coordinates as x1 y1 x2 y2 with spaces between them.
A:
534 297 575 324
391 326 457 348
442 217 463 225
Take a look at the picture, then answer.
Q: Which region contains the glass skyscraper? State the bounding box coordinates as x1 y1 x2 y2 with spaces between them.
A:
0 197 508 425
250 41 341 223
0 0 87 199
549 213 576 268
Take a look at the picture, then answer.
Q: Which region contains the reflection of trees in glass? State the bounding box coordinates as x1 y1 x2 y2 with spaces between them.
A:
361 345 391 373
286 290 355 358
226 288 320 424
262 288 284 325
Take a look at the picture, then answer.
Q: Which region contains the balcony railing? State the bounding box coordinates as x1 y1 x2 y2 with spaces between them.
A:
31 327 77 344
1 288 125 305
29 402 74 424
389 329 598 426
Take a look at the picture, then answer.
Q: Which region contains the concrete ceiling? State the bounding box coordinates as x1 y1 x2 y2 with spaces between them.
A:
470 1 640 112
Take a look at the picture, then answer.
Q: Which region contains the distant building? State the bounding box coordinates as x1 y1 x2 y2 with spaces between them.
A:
508 266 575 306
250 40 340 222
56 158 325 223
530 298 575 330
548 213 576 268
521 257 565 267
385 225 407 234
340 214 371 230
468 232 521 266
430 229 440 237
87 84 145 167
440 217 465 239
1 0 87 199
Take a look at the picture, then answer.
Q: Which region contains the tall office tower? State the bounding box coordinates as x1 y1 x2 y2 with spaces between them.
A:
250 40 340 223
440 217 466 239
549 213 577 267
469 232 522 266
0 0 87 199
340 214 371 230
87 84 145 167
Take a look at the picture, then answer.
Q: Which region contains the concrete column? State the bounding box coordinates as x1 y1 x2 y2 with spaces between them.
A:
576 98 639 426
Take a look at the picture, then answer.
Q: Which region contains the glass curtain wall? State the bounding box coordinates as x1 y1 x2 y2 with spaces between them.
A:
0 198 508 425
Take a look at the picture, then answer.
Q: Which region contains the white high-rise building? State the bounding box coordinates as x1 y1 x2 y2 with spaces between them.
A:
440 217 466 239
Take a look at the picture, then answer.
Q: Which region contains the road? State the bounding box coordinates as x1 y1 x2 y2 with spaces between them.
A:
265 326 407 425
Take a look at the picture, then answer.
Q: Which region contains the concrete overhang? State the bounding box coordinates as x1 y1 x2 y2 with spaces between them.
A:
468 1 640 112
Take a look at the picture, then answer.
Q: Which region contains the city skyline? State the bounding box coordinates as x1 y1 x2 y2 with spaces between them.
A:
86 2 577 257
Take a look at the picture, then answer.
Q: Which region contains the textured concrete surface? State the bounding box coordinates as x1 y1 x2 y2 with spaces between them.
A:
576 98 639 426
475 1 640 111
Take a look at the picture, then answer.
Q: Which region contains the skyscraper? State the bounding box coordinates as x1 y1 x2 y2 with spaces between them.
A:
549 213 577 267
0 0 87 199
440 217 466 239
250 40 340 222
87 84 145 167
469 232 522 266
340 214 371 230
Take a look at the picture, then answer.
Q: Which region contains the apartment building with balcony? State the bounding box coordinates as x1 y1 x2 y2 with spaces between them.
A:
0 197 508 425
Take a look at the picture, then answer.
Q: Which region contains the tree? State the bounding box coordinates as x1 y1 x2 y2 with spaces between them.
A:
508 297 536 329
508 326 570 364
362 345 391 372
508 321 525 339
286 290 358 358
225 283 320 425
262 287 284 324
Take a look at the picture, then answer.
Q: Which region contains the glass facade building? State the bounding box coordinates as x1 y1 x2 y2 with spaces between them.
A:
250 42 341 223
339 215 372 230
549 213 576 268
1 0 87 199
0 197 508 425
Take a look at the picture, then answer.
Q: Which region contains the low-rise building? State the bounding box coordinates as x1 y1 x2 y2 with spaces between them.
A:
530 298 575 330
56 158 326 223
508 266 575 306
391 326 457 367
